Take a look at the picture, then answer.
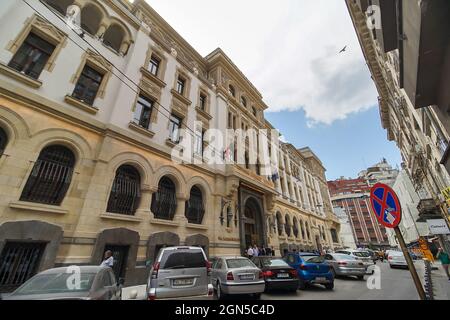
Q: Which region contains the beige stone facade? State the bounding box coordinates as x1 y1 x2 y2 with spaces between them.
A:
0 0 340 288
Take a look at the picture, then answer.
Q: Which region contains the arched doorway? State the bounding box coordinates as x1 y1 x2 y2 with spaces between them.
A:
242 197 265 250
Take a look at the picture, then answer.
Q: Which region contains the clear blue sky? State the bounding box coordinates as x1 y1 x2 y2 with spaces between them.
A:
265 106 402 181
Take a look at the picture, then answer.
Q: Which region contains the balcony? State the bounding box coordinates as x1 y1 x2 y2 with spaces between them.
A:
416 198 442 222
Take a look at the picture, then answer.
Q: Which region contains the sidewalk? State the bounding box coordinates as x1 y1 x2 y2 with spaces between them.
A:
429 261 450 300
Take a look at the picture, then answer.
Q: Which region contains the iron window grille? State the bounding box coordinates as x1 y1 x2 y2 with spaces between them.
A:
293 223 299 238
133 95 153 129
72 65 103 106
0 127 6 157
185 186 205 224
8 32 55 79
149 55 160 77
107 165 141 215
151 177 177 220
20 145 75 205
0 242 46 293
285 220 291 237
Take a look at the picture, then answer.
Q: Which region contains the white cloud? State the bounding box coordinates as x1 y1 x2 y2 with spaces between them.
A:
146 0 377 125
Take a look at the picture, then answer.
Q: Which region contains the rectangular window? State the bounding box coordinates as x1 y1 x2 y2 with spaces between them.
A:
199 93 207 111
133 95 154 129
149 55 160 76
195 130 204 155
176 77 185 95
8 32 55 79
169 114 182 143
72 65 103 105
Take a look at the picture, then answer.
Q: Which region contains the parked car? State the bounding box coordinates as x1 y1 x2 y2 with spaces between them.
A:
284 253 334 290
147 246 214 300
3 266 122 300
210 256 265 299
388 251 408 269
251 256 299 292
323 253 366 280
335 249 374 273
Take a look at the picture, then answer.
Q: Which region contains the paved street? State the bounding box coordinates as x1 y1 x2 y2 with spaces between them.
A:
261 262 423 300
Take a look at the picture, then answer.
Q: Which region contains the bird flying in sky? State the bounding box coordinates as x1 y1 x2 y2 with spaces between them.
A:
339 45 347 53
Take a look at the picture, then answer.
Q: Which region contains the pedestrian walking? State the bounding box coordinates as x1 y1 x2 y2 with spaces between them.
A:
436 247 450 281
100 250 114 268
253 245 259 257
271 246 276 256
247 246 254 259
260 247 267 256
265 246 272 256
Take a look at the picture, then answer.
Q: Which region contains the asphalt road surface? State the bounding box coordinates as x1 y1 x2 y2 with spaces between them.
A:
260 261 423 300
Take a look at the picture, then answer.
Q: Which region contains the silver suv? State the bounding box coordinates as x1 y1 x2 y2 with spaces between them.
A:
147 246 214 300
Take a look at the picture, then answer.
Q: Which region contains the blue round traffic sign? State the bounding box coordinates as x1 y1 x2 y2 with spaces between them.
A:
369 183 402 229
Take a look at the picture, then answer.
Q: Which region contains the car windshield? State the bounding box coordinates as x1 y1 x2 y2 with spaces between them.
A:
260 258 289 268
160 250 205 269
226 259 255 269
12 272 96 295
302 255 325 263
353 251 371 257
332 254 356 260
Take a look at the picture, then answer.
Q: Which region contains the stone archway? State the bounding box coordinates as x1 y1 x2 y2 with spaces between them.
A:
91 228 139 283
185 234 209 257
242 197 265 251
0 220 63 274
279 243 289 256
147 231 180 263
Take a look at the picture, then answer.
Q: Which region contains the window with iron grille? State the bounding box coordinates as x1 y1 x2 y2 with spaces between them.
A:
0 242 46 293
151 177 177 220
133 95 153 130
107 165 141 215
0 127 7 157
276 214 283 236
20 145 75 205
8 32 55 79
72 65 103 106
149 55 160 76
293 220 299 238
176 77 185 95
185 186 205 224
285 217 291 237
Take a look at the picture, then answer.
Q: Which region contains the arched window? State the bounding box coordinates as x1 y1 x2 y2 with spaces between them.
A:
81 4 103 35
228 85 235 97
0 127 7 157
103 24 125 52
106 165 141 215
185 186 205 224
293 218 299 238
151 177 177 220
285 215 291 237
20 145 75 205
43 0 74 15
276 212 283 236
300 221 305 239
240 96 247 107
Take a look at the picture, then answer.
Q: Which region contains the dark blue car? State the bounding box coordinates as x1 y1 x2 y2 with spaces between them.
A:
284 253 334 290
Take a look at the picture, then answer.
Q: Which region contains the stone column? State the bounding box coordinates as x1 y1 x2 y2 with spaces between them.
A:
136 185 153 217
175 193 188 223
119 40 130 56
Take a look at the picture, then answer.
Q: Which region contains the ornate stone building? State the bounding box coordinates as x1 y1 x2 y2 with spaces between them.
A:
0 0 340 290
346 0 450 241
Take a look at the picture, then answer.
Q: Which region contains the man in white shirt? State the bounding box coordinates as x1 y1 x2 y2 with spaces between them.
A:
100 250 114 268
253 245 259 257
247 246 254 258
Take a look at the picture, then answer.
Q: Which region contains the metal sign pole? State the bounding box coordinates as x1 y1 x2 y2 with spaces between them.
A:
394 226 427 300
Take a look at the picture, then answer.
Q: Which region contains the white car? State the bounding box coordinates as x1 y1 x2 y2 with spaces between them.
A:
388 251 408 269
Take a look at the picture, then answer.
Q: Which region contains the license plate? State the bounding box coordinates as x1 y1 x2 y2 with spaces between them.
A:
277 273 289 278
173 279 194 286
239 274 255 281
315 277 327 282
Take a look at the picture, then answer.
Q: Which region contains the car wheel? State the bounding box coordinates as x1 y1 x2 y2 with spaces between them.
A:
357 275 364 280
298 279 306 290
325 282 334 290
331 268 336 278
216 282 226 300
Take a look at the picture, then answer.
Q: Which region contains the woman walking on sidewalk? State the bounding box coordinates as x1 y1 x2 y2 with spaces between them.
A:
436 248 450 282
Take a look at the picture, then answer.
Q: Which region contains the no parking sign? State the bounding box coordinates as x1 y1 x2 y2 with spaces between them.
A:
369 183 402 229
